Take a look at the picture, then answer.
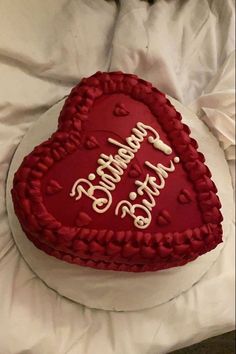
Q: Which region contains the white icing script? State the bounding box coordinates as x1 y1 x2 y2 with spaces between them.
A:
70 122 172 212
70 121 180 228
115 157 179 229
70 178 112 213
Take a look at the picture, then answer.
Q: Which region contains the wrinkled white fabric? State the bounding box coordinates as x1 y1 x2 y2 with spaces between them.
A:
0 1 235 353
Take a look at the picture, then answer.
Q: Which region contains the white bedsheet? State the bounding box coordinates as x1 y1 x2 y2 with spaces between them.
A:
0 1 235 353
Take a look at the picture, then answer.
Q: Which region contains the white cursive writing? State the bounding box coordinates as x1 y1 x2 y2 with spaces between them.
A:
70 121 177 220
115 158 179 229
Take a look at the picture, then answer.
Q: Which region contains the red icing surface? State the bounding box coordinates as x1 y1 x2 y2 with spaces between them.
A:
12 72 223 272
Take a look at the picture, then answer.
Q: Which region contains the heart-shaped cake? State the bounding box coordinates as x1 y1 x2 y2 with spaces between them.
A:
12 72 223 272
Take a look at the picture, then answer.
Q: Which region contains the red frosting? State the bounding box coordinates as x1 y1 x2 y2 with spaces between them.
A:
12 71 223 272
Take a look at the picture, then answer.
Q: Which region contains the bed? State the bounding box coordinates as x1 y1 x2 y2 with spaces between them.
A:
0 1 235 353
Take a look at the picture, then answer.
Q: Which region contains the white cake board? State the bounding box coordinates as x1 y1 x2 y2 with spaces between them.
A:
6 97 233 311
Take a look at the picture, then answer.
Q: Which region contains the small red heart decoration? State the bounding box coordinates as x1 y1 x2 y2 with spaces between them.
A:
84 136 99 149
141 246 156 259
107 242 122 255
90 241 105 255
178 188 192 204
46 179 63 195
73 239 89 253
128 163 142 178
76 212 92 227
12 71 223 272
113 102 129 116
123 243 139 257
158 245 173 258
157 210 171 226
